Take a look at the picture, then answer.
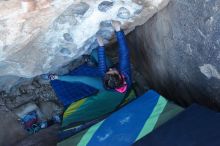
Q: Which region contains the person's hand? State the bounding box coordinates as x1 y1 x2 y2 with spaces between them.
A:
97 36 104 46
112 20 121 32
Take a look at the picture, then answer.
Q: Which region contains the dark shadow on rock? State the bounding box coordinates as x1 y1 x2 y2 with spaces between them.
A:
125 0 220 111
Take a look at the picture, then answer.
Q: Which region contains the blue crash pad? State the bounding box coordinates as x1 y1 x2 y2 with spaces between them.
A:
87 90 161 146
51 64 101 107
133 104 220 146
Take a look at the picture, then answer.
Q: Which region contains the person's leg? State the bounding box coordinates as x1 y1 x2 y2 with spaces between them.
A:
96 37 114 76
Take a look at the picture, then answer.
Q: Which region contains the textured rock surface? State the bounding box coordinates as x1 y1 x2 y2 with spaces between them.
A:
0 57 86 146
98 1 114 12
0 72 65 145
117 7 131 19
0 0 169 91
14 125 59 146
127 0 220 110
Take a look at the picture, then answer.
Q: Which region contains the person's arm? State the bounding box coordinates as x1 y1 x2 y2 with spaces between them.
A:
91 48 113 69
98 46 107 76
115 30 132 87
58 75 105 90
96 36 108 76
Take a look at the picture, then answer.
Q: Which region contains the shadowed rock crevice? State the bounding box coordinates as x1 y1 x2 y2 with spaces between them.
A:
126 0 220 110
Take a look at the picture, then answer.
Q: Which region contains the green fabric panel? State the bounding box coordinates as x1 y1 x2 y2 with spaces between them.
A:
58 121 104 146
120 89 136 106
63 98 86 119
135 96 168 141
57 129 88 146
154 101 184 129
77 121 104 146
62 90 129 127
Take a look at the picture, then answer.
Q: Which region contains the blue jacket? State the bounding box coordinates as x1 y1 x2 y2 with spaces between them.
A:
98 31 132 87
58 30 132 90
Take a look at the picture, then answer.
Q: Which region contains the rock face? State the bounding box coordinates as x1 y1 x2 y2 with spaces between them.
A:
127 0 220 110
0 0 169 91
98 1 113 12
117 7 131 19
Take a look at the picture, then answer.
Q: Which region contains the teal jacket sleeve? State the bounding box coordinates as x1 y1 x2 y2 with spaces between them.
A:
58 75 105 90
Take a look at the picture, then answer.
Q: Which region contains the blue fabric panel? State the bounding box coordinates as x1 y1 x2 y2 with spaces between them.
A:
87 90 160 146
68 64 101 77
133 104 220 146
51 64 101 107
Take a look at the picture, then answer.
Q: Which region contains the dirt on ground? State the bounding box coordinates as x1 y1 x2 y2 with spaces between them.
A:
0 78 62 146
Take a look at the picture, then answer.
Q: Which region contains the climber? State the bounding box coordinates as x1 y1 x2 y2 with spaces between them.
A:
48 20 132 93
45 20 134 127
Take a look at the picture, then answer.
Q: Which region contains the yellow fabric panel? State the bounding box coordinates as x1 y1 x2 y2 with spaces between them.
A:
63 98 86 118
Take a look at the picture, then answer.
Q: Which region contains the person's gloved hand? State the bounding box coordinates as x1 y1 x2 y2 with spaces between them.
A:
97 36 104 47
112 20 121 32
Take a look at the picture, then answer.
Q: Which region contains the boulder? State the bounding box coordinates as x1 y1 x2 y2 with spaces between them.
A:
0 0 169 90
